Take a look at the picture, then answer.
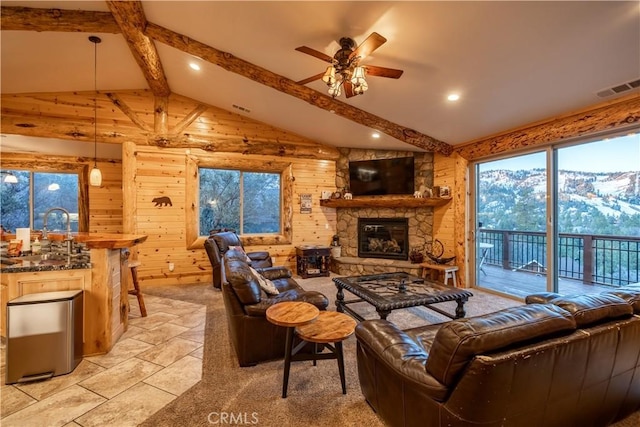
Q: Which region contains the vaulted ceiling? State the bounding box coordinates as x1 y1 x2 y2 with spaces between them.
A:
1 1 639 157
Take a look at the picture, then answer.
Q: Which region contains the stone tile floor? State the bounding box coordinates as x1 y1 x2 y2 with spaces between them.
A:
0 293 206 426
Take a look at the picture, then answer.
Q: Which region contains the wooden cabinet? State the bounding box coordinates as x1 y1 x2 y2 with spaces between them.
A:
0 248 127 356
296 246 331 278
1 269 91 345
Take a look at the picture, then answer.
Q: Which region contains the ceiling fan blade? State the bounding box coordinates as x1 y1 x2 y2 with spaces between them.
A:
364 65 404 79
297 73 324 85
344 81 356 98
350 32 386 61
295 46 333 63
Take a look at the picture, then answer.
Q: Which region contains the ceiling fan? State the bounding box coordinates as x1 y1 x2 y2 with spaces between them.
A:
295 32 404 98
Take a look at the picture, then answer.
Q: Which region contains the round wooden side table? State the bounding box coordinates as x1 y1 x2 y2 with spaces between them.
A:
296 310 357 395
266 301 319 398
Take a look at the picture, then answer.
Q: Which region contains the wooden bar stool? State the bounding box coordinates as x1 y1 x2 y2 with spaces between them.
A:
128 261 147 317
420 262 459 287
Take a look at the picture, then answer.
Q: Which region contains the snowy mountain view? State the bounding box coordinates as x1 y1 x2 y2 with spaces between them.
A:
478 169 640 237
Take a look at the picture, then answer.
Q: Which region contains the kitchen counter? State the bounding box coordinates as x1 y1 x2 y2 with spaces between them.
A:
1 232 148 356
2 232 148 249
71 233 148 249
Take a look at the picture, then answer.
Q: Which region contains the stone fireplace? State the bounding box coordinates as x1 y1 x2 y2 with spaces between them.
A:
358 218 409 260
330 149 435 276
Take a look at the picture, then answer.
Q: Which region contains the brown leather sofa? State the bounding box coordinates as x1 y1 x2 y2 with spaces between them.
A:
204 230 272 289
221 247 329 367
355 287 640 427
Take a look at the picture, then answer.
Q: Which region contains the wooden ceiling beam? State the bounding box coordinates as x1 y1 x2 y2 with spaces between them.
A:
0 6 120 33
105 1 171 97
145 23 453 156
1 5 453 155
455 95 640 160
105 92 153 133
149 134 340 161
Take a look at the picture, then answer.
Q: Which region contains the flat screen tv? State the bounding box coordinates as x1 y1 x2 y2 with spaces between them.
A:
348 156 415 196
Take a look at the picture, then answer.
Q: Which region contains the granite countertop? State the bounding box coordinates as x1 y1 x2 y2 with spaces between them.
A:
0 256 91 273
0 232 146 273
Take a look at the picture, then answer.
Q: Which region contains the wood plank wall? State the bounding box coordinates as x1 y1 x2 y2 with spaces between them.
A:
126 145 337 286
89 160 123 233
3 91 637 290
433 153 468 287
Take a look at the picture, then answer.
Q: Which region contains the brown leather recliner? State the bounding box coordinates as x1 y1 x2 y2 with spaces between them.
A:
355 287 640 427
221 247 329 367
204 230 272 289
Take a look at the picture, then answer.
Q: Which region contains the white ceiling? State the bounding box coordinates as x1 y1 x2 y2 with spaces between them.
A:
1 1 639 156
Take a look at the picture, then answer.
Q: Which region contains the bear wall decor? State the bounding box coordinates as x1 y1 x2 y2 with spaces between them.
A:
152 196 172 207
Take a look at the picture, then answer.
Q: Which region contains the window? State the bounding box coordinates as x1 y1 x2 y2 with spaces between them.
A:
199 168 281 234
1 170 80 233
185 155 293 249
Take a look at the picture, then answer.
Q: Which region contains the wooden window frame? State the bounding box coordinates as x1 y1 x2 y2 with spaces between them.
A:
0 160 90 232
185 155 293 249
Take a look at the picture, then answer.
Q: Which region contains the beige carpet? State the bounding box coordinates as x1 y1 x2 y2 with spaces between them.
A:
140 275 640 427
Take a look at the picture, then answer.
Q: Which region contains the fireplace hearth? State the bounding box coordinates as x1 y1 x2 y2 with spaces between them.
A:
358 218 409 260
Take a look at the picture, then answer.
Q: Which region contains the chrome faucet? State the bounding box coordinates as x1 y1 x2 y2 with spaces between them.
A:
42 207 72 240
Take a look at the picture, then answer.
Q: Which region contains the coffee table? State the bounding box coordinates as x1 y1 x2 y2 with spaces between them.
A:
333 272 473 321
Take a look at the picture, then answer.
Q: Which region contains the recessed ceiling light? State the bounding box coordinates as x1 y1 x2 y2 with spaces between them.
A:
189 62 201 71
371 132 380 139
447 93 460 102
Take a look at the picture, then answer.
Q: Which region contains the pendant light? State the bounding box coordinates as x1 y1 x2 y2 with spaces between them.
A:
89 35 102 187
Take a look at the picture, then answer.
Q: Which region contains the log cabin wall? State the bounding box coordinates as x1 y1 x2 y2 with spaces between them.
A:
88 160 124 233
126 145 337 286
3 91 638 289
433 152 468 287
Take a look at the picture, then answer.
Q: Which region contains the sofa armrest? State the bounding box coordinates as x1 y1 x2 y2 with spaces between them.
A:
245 289 329 316
525 292 563 304
257 266 292 280
355 319 448 401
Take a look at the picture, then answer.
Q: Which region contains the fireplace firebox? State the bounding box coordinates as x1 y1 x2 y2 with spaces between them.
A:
358 218 409 260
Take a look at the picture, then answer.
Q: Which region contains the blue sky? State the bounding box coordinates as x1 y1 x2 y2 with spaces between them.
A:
482 133 639 173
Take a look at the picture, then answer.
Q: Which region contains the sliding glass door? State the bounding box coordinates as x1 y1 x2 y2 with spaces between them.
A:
556 136 640 294
472 132 640 298
475 152 549 297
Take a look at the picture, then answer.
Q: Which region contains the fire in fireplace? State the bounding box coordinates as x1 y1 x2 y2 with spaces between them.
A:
358 218 409 260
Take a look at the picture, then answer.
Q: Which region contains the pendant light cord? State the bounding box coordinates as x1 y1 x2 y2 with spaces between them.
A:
93 38 98 167
89 36 101 168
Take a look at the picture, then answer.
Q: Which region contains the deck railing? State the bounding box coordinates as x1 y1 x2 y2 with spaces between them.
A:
478 229 640 287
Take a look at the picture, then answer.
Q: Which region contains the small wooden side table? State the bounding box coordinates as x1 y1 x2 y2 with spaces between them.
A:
296 311 357 395
420 262 459 287
266 301 319 398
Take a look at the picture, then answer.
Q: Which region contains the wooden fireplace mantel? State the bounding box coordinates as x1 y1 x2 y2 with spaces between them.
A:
320 196 451 209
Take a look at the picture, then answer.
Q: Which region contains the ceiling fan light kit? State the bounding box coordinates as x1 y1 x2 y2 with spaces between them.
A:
297 32 403 99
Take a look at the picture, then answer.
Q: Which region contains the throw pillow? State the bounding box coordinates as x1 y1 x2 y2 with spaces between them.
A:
249 266 279 296
229 245 251 262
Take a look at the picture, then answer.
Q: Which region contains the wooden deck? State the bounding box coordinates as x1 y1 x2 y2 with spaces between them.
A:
475 264 624 299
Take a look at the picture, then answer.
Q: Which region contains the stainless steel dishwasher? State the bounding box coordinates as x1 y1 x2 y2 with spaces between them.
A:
6 290 83 384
